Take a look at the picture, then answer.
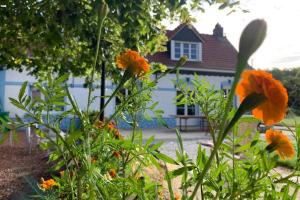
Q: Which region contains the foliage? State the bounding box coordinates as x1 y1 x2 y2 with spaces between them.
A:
162 19 300 200
0 0 236 78
176 76 227 142
174 77 300 199
1 1 299 200
2 70 176 199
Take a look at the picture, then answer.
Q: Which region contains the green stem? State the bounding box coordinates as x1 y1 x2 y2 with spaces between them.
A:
231 126 235 197
188 142 220 200
87 3 107 115
218 58 247 144
94 73 129 122
163 161 175 200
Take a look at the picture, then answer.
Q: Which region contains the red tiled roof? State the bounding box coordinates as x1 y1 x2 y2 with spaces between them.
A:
147 24 238 72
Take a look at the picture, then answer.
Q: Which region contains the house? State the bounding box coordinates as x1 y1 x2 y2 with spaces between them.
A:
0 23 238 129
146 23 238 128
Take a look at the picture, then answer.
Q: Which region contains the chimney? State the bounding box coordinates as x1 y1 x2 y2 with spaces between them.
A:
213 23 224 37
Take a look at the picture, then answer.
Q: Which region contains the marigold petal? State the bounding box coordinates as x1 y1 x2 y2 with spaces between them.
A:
236 70 288 125
116 50 150 78
265 130 295 159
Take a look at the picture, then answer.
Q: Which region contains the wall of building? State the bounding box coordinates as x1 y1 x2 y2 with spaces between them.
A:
152 73 234 126
0 70 6 110
3 70 116 117
1 69 234 129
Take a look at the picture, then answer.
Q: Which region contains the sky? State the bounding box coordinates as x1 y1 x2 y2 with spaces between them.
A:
167 0 300 70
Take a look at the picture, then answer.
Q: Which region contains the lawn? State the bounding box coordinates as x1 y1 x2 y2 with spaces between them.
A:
282 116 300 127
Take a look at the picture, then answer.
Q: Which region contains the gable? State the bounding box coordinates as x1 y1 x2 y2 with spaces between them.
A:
147 23 238 72
172 26 203 42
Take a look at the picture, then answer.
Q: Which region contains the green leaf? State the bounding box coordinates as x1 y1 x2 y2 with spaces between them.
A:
9 98 25 110
18 81 28 102
66 130 82 144
34 84 48 99
250 139 259 147
153 152 178 165
169 166 195 178
235 143 251 153
24 96 31 107
144 112 152 121
175 129 184 154
55 74 69 84
222 93 266 140
15 114 24 124
150 141 163 151
144 135 155 149
52 101 68 106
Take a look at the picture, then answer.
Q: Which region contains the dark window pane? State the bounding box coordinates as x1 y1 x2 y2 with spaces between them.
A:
176 90 185 115
177 107 185 115
187 105 195 115
175 42 181 58
183 43 189 57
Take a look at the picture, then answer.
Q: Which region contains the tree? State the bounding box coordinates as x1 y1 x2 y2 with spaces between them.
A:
0 0 237 76
0 0 237 119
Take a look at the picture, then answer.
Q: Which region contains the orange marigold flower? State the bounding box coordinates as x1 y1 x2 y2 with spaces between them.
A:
236 70 288 125
116 50 150 77
112 151 121 158
95 120 123 139
174 192 181 200
40 178 58 190
265 129 295 159
109 169 117 178
114 129 124 140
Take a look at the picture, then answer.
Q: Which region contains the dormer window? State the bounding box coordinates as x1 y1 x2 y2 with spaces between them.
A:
171 40 202 61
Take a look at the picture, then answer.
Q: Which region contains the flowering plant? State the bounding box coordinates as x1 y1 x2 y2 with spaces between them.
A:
1 3 300 200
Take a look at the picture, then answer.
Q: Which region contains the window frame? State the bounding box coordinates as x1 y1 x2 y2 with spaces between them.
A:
176 90 196 116
171 40 202 62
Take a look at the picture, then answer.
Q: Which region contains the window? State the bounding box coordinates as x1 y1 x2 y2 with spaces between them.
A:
222 89 230 98
183 43 189 57
176 91 185 115
30 86 41 101
171 41 202 61
176 91 196 115
174 42 181 58
190 44 197 60
187 104 195 115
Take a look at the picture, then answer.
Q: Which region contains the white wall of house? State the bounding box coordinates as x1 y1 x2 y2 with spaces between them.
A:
2 69 234 127
151 73 234 126
3 70 116 118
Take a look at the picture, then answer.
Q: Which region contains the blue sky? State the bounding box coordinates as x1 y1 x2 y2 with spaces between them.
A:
167 0 300 70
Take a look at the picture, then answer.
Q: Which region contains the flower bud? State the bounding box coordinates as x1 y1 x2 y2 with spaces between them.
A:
239 19 267 61
98 0 109 24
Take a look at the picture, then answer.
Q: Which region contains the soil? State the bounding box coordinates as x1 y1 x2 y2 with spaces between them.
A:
0 132 48 200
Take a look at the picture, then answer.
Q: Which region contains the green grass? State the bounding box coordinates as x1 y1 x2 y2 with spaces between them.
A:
282 116 300 127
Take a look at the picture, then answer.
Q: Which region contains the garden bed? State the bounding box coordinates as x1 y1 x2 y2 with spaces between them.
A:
0 132 48 199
